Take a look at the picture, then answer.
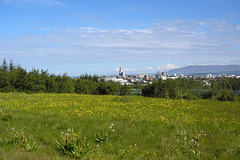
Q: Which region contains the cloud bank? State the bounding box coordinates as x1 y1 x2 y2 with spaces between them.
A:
0 19 240 75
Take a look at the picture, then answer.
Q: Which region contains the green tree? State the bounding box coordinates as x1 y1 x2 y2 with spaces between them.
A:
1 59 8 72
0 69 8 91
154 79 165 98
55 74 74 93
12 67 28 92
46 74 57 93
9 59 15 71
221 78 232 90
75 79 90 94
97 79 108 95
119 84 131 96
164 79 177 99
26 69 47 93
218 90 235 101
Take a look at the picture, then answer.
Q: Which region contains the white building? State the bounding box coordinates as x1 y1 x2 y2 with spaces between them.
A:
103 77 130 85
119 65 125 77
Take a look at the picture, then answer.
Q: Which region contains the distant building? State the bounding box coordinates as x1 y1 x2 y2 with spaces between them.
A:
156 71 167 80
155 72 160 79
119 65 125 77
144 75 149 80
103 77 130 85
206 74 213 78
138 74 145 78
180 74 185 78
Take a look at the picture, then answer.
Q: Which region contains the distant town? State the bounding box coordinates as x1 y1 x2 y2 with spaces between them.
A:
101 65 240 86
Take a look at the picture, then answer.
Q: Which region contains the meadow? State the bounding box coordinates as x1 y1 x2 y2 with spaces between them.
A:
0 93 240 160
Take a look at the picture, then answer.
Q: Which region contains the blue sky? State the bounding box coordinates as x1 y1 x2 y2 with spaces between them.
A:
0 0 240 76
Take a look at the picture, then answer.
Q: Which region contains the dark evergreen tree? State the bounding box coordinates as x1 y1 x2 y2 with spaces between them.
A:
1 59 8 72
13 67 28 92
9 59 15 71
164 79 177 99
55 74 74 93
46 74 57 93
97 79 108 95
0 69 8 92
26 69 47 93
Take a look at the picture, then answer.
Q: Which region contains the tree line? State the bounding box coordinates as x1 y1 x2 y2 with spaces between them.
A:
1 59 239 101
142 77 240 101
0 59 132 95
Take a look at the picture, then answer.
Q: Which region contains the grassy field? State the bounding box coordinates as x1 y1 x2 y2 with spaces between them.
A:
0 93 240 160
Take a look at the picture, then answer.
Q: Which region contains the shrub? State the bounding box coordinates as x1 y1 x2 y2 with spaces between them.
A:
119 84 131 96
3 128 36 151
183 92 194 100
94 123 116 143
201 90 213 99
55 128 90 159
218 90 236 101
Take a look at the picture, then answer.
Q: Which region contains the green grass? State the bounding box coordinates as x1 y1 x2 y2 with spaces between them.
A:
0 92 240 159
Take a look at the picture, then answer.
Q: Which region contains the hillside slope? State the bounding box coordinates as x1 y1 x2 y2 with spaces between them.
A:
167 65 240 75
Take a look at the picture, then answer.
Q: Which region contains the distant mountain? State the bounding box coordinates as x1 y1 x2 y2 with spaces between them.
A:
167 65 240 75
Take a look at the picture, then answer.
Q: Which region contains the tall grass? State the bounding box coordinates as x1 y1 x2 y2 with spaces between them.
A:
0 93 240 159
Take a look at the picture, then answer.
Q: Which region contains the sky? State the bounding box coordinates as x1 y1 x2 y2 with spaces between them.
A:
0 0 240 76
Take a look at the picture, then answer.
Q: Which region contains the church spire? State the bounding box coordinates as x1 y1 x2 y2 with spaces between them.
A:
119 65 125 77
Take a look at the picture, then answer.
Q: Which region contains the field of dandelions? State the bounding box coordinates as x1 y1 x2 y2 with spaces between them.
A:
0 92 240 159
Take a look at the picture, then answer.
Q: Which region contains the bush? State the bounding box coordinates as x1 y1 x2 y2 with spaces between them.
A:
201 90 213 99
183 92 194 100
119 84 131 96
2 127 36 152
218 90 236 101
55 128 90 159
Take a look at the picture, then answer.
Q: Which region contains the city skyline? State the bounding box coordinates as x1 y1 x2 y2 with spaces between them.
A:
0 0 240 76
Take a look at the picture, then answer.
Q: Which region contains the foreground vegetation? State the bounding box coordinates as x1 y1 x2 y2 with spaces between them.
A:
0 93 240 159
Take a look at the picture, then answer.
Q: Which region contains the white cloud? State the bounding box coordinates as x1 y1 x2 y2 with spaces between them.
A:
123 68 137 71
30 19 239 52
224 13 239 19
156 64 179 71
164 63 180 71
209 20 240 33
1 19 240 74
143 67 153 71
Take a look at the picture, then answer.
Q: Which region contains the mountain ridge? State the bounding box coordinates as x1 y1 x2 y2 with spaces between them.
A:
167 65 240 75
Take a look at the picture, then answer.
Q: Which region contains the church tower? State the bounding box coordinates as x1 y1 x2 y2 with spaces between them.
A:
119 65 125 77
119 65 123 76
